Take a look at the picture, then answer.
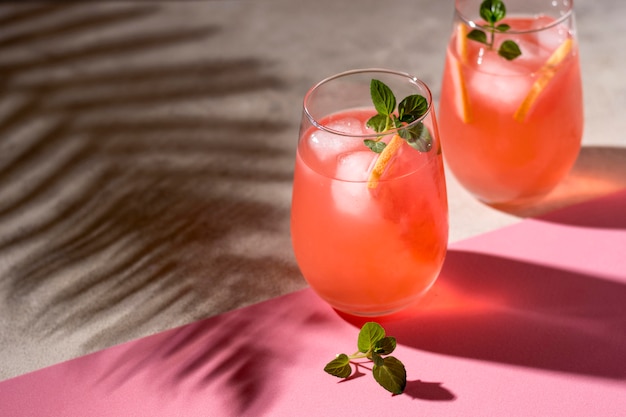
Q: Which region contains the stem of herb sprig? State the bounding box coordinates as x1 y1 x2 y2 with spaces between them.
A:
324 322 407 394
348 351 369 360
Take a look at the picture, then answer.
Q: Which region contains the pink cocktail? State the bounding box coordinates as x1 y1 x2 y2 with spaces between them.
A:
439 0 583 206
291 69 448 316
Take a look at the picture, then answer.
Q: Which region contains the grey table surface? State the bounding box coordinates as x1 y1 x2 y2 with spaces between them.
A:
1 0 625 382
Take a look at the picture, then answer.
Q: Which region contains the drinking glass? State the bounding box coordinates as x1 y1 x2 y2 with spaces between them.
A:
438 0 583 206
291 69 448 316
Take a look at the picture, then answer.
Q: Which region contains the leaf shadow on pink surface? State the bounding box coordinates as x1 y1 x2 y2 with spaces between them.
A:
337 363 368 383
88 292 335 417
403 380 456 401
341 250 626 380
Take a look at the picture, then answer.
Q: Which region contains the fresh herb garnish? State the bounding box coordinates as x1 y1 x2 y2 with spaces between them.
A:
324 322 407 395
364 79 432 154
466 0 522 60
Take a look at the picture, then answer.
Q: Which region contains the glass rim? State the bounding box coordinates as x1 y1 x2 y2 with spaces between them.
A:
302 68 433 139
455 0 574 35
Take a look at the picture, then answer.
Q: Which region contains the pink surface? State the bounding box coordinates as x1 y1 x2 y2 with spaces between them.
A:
1 190 626 417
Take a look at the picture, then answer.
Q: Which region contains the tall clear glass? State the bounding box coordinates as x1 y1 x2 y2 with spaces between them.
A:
291 69 448 316
438 0 583 206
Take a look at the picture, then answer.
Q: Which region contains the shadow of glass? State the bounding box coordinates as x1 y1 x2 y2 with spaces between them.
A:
339 249 626 380
535 185 626 228
489 146 626 222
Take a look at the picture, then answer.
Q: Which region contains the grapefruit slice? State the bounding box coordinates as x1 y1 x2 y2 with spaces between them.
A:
367 134 403 189
452 23 473 123
456 23 469 62
514 38 573 122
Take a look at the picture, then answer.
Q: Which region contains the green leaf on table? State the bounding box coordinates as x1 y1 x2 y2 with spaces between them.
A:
357 322 386 353
324 354 352 378
371 351 385 367
323 322 407 394
372 356 407 394
374 336 397 355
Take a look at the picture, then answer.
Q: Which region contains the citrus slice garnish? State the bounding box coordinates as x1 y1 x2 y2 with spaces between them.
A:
367 134 403 189
514 38 573 122
456 23 469 63
453 23 473 123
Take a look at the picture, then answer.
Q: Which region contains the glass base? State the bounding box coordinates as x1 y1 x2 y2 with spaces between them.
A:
322 286 435 318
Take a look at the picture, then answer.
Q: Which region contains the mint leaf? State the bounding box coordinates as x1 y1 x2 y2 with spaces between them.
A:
324 354 352 378
372 356 407 395
374 336 397 355
366 113 388 133
496 23 511 32
371 351 384 367
357 322 385 353
370 79 396 116
480 0 506 24
324 322 407 394
365 79 433 154
398 94 428 123
364 139 387 154
499 39 522 60
467 0 521 60
467 28 488 45
400 123 432 153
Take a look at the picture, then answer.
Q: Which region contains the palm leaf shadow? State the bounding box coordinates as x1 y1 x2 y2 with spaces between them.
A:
91 291 334 416
0 1 304 354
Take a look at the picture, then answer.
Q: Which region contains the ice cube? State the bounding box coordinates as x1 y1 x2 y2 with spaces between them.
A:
335 150 375 182
308 118 365 163
531 16 568 52
470 64 529 107
308 129 353 163
326 117 368 136
331 151 377 216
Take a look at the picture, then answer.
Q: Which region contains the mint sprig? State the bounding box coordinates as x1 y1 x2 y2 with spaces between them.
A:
364 79 432 154
466 0 522 60
324 322 407 395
